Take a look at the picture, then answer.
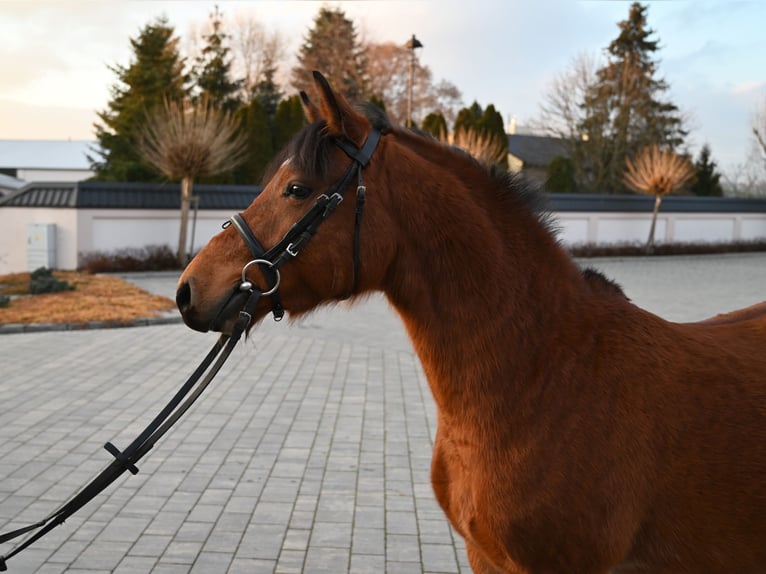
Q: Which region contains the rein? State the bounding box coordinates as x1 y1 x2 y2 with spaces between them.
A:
0 128 381 572
0 291 261 572
225 128 381 313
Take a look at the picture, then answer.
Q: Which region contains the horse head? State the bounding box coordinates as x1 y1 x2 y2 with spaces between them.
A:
176 72 395 334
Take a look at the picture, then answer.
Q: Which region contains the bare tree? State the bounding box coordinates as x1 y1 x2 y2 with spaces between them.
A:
532 52 599 139
623 145 694 253
365 41 462 127
753 93 766 167
230 14 286 98
139 97 248 265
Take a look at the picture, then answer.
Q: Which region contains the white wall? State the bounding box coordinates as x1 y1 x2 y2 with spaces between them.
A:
0 207 79 273
0 208 231 274
83 210 227 253
2 207 766 275
556 212 766 246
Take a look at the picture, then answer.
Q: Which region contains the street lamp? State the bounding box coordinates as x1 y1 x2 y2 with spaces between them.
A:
405 34 423 128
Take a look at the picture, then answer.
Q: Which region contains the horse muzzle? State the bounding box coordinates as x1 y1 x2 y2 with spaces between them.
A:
176 278 251 334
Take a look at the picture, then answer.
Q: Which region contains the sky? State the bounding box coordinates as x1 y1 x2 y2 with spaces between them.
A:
0 0 764 175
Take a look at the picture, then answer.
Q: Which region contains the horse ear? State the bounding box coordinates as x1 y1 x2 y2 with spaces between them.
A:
300 91 321 124
311 71 368 144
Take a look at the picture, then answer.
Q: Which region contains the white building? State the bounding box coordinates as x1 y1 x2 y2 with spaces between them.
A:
0 140 96 190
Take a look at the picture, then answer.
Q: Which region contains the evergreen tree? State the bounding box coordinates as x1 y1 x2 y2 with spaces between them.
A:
452 102 507 165
91 17 188 181
291 7 367 101
577 2 687 193
546 157 578 193
689 144 724 197
479 104 508 165
192 6 242 113
233 99 273 185
454 102 484 134
250 56 282 121
422 111 448 139
273 95 307 151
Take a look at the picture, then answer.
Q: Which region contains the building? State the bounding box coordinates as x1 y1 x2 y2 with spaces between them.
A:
0 172 25 196
0 140 96 189
0 181 260 274
506 134 571 186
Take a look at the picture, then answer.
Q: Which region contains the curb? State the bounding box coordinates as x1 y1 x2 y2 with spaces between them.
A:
0 314 182 335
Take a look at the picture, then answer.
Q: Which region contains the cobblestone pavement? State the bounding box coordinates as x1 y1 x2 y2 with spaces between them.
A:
1 254 765 573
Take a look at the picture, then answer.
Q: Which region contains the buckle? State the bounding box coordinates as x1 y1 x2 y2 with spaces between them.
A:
286 242 300 257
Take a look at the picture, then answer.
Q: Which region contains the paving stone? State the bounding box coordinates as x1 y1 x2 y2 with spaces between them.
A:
1 257 763 572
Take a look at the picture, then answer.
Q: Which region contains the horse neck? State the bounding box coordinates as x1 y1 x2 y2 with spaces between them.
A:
376 132 588 420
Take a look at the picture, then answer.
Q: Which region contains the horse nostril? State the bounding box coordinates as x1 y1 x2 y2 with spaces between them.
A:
176 280 192 313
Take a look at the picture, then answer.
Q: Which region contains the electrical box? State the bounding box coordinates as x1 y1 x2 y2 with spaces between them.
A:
27 223 57 271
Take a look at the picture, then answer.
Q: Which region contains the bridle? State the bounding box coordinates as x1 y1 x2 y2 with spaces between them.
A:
224 127 382 322
0 128 382 571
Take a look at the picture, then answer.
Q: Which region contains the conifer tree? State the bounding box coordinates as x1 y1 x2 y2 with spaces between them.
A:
454 102 484 134
452 102 508 166
273 95 306 152
91 17 188 181
233 99 273 185
291 7 367 101
192 6 242 113
577 2 686 193
251 57 283 122
479 104 508 165
689 144 723 197
422 112 448 139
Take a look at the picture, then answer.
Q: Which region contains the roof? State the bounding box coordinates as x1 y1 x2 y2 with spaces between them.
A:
0 172 25 192
507 134 571 168
0 181 262 210
0 140 96 170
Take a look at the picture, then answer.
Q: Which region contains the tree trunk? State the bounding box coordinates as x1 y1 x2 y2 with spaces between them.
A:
178 176 193 266
645 194 662 254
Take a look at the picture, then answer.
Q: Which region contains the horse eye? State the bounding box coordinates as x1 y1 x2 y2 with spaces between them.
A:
285 184 313 200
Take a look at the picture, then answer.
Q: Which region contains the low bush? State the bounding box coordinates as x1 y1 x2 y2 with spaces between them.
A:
569 239 766 258
80 245 181 273
29 267 76 294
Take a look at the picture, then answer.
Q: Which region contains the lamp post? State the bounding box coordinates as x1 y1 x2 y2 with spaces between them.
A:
405 34 423 128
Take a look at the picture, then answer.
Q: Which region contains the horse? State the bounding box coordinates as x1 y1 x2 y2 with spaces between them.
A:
176 72 766 573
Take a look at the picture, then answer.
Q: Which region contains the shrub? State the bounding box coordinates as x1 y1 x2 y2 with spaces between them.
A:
79 245 181 273
29 267 76 294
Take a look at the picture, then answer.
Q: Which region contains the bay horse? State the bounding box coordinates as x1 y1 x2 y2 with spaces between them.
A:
176 72 766 573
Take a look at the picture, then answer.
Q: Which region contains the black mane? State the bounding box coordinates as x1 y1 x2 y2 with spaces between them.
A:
261 100 554 236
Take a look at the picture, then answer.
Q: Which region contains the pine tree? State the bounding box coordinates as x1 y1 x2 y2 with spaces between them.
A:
251 57 283 122
273 95 306 152
91 17 188 181
291 7 367 101
192 6 242 113
233 99 274 185
454 102 484 134
422 112 448 139
452 102 507 166
689 144 724 197
547 157 578 193
479 104 508 165
577 2 687 193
